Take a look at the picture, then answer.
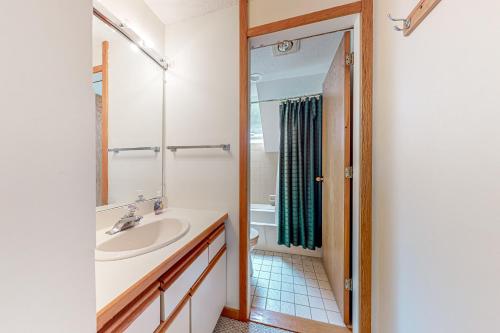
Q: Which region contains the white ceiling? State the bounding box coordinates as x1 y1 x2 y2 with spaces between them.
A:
144 0 237 25
251 32 342 83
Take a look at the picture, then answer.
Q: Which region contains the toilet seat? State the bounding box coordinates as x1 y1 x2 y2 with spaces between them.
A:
250 228 259 248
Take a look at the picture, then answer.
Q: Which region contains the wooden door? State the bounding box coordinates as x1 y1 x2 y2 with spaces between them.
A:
322 31 352 325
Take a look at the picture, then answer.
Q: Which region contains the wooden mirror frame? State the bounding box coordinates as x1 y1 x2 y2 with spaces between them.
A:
93 40 109 206
237 1 373 332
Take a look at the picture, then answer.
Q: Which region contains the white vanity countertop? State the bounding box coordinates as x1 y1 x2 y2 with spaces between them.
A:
95 207 227 313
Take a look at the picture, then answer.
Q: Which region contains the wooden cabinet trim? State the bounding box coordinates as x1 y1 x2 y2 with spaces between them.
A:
99 282 161 333
96 214 227 331
160 241 208 291
208 224 225 243
155 293 190 333
190 245 227 295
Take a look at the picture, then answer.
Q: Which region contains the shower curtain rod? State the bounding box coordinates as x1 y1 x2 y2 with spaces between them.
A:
250 93 321 104
250 27 353 50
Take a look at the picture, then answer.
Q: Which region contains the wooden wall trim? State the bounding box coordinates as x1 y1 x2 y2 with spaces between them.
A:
240 1 373 332
222 307 240 320
247 2 362 37
239 0 250 322
359 1 373 332
101 40 109 205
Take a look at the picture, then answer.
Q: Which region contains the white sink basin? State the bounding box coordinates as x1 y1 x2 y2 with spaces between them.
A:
95 217 190 261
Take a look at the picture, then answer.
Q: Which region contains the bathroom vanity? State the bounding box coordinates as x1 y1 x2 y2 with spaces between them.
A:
92 5 228 333
95 208 227 333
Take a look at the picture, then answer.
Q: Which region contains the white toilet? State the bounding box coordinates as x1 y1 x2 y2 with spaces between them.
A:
250 228 259 276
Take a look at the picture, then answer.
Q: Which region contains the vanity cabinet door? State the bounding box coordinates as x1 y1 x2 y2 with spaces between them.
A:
208 229 225 262
164 298 190 333
162 248 209 321
124 295 161 333
191 251 227 333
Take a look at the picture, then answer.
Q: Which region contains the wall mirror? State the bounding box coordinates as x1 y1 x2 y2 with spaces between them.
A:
92 13 164 210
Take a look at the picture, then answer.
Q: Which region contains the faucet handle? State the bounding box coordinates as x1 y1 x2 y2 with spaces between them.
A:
122 204 137 217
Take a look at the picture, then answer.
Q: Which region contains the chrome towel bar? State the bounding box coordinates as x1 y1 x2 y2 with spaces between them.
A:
108 146 160 153
166 144 230 152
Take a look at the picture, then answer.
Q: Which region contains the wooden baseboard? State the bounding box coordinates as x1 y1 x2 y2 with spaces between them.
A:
250 308 350 333
222 306 241 321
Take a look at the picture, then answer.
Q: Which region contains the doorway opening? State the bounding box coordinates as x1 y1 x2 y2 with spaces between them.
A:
247 16 357 332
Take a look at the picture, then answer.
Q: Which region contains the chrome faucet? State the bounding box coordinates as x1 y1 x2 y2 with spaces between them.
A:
106 204 143 235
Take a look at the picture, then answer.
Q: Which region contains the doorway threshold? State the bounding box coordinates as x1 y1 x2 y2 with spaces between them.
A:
250 308 351 333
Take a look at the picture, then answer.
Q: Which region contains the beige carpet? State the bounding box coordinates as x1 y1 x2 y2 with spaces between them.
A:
213 316 292 333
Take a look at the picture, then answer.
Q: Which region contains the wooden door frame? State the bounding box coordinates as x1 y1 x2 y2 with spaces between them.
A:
93 40 109 205
238 1 373 332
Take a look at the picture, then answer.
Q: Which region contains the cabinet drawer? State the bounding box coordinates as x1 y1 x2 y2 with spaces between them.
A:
164 298 190 333
191 251 227 333
161 248 209 321
208 229 225 262
124 295 161 333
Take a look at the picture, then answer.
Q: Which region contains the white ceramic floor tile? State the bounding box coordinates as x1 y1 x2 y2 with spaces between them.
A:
255 287 268 297
250 251 342 327
267 288 281 301
306 286 321 297
323 299 340 312
280 302 295 316
326 311 345 326
280 291 295 303
266 299 281 312
268 280 281 291
318 280 331 290
281 282 294 292
316 273 329 282
257 279 269 288
252 296 266 309
270 273 282 282
308 296 324 309
305 271 316 279
320 289 335 300
261 265 271 272
293 277 306 286
294 293 309 306
295 305 311 319
271 267 282 274
293 284 307 295
306 278 319 288
310 308 328 323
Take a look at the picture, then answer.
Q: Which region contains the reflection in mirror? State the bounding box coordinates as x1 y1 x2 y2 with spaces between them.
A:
93 15 164 209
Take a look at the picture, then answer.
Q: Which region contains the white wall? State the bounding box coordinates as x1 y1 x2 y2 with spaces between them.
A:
163 5 240 309
249 0 353 27
250 142 278 204
372 1 500 332
0 1 95 332
98 0 165 54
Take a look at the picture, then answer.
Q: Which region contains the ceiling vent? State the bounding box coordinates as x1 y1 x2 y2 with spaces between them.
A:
272 40 300 56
